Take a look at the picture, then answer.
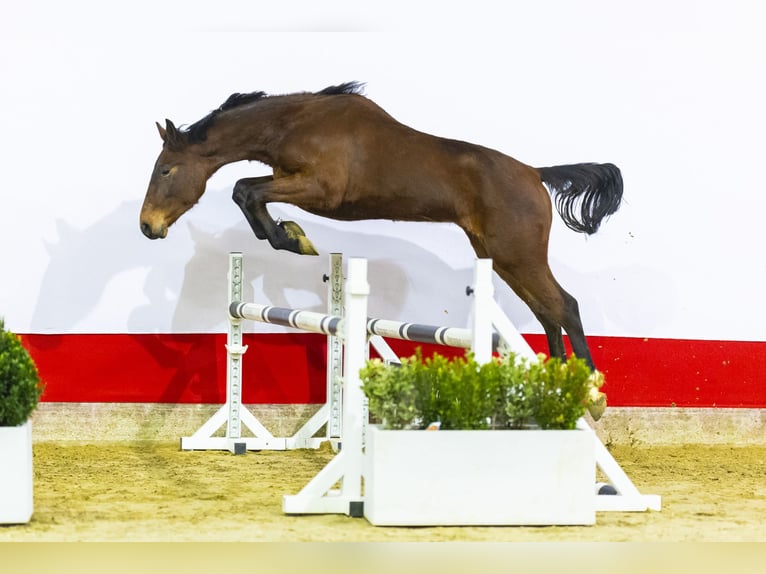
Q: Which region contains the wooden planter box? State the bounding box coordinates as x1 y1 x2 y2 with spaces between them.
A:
363 425 595 526
0 421 34 524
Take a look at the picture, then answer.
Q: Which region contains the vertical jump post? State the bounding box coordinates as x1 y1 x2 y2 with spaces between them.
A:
281 257 369 516
225 252 247 454
325 253 344 445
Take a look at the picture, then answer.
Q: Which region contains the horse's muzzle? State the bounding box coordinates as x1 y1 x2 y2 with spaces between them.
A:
140 221 167 240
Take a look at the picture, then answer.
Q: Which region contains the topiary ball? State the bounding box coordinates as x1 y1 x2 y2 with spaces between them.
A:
0 319 44 427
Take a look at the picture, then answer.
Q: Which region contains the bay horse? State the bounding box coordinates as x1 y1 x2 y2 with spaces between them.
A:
140 82 622 383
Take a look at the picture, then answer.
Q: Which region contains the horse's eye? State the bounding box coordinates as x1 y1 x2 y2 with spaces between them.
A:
160 167 172 177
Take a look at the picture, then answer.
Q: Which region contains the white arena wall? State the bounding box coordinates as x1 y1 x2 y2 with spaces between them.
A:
2 1 765 425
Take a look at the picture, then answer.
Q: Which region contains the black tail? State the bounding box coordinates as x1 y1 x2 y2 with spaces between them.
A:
537 163 623 235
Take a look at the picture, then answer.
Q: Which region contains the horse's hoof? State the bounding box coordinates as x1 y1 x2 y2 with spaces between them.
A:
297 236 319 256
279 220 319 255
280 220 307 238
587 392 607 421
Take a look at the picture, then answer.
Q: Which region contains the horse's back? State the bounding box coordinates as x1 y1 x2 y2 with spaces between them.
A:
275 93 549 228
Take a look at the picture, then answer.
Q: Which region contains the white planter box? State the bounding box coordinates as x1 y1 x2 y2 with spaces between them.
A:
363 425 594 526
0 421 34 524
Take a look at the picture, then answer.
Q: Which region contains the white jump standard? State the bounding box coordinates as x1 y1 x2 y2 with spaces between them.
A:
187 252 661 520
277 255 659 518
180 252 498 455
180 253 348 453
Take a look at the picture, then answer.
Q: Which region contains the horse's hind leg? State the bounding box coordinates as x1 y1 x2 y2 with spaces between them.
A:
493 265 579 361
467 199 605 415
493 262 606 418
551 283 592 368
473 225 594 368
539 318 567 361
519 269 593 369
467 233 567 361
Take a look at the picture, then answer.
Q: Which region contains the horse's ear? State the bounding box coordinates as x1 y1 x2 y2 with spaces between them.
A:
157 119 182 148
164 119 178 136
156 121 167 141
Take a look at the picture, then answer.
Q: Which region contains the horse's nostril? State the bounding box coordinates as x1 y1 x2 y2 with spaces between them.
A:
141 221 154 239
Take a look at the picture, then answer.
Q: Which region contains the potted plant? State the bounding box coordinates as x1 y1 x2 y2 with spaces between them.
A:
0 318 44 524
359 350 604 526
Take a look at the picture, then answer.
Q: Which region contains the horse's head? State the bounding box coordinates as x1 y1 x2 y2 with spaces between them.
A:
140 120 211 240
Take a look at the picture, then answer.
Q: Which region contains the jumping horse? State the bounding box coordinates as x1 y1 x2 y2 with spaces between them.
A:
140 82 622 387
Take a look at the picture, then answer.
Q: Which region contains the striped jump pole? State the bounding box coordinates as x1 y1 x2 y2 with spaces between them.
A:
228 303 501 351
229 302 342 336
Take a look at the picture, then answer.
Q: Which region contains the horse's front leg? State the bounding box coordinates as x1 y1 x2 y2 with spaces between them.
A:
232 175 272 240
232 175 319 255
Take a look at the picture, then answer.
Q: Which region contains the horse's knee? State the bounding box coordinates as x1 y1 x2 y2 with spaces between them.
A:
233 176 272 205
232 186 245 206
232 180 252 205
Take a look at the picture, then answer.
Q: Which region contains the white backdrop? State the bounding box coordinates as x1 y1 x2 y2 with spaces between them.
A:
1 0 764 341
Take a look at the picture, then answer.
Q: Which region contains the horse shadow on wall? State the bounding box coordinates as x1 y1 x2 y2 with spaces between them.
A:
28 195 534 402
185 220 678 340
24 196 495 403
167 208 518 333
32 192 672 403
31 199 501 333
32 194 672 336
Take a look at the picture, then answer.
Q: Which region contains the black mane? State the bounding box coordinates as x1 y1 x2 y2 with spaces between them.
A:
316 81 366 96
182 82 365 145
217 91 268 111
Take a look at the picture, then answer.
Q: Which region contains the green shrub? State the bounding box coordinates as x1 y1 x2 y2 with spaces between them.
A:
0 319 44 427
502 355 538 429
525 356 599 430
412 351 499 430
360 349 602 431
359 357 417 430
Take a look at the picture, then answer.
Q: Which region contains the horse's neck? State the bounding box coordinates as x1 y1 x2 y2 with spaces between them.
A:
206 98 305 167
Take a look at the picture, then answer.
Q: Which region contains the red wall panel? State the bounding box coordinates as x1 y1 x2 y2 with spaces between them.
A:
19 333 766 407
